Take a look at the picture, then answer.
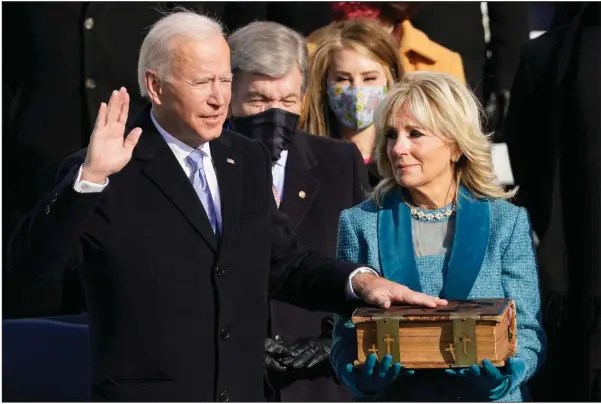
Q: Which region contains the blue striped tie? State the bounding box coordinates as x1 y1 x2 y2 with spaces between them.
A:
186 150 220 234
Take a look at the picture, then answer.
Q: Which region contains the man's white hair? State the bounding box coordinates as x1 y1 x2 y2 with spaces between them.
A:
137 10 224 98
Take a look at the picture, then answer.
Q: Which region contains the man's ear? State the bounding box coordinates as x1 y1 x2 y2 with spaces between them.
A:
145 70 163 105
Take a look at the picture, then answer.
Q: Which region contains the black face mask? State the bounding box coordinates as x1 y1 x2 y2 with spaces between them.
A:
230 108 300 163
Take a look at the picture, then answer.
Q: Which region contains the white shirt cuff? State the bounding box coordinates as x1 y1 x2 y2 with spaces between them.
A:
346 267 379 299
73 165 109 193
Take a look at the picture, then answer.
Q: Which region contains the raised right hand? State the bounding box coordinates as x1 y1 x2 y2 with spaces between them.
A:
81 87 142 184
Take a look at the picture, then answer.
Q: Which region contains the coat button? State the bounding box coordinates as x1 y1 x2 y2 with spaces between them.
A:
219 390 229 402
216 265 225 278
220 328 230 340
84 17 94 30
85 78 96 90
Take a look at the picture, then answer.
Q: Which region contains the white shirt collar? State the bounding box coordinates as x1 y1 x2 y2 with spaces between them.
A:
274 149 288 168
150 110 213 160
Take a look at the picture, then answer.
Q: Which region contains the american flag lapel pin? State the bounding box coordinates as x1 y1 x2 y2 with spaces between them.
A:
226 158 235 165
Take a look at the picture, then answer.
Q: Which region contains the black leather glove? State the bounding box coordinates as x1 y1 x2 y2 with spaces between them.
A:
265 337 298 391
265 337 295 359
278 338 332 372
265 337 334 391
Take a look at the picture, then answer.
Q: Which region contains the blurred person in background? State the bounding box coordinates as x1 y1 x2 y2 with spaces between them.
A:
3 2 263 319
410 2 530 142
307 2 465 84
504 2 600 401
299 19 404 189
227 21 368 402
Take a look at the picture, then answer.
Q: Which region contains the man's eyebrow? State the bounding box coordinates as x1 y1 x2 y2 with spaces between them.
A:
185 73 233 83
245 91 269 99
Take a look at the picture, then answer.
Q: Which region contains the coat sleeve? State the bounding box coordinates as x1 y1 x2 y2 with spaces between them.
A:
264 142 359 315
503 48 534 187
330 209 367 397
501 207 547 391
6 150 104 278
503 46 549 236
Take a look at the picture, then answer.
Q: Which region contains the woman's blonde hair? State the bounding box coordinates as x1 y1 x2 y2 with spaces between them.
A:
299 19 404 137
371 71 517 206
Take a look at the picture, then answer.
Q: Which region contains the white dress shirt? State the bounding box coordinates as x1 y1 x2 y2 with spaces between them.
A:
272 150 288 198
149 113 222 230
72 113 377 298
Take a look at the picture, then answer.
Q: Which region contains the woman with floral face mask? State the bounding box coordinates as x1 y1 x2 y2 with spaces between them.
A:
299 19 403 188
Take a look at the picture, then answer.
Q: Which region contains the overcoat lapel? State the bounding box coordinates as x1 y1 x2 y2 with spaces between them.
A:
378 186 490 298
134 111 219 251
279 133 319 231
441 187 490 299
378 188 423 292
209 134 242 255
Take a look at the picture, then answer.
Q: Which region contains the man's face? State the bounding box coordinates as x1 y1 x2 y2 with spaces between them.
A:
230 68 303 117
150 35 232 147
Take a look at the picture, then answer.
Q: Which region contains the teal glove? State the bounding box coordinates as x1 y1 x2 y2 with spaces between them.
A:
344 353 414 397
445 358 526 400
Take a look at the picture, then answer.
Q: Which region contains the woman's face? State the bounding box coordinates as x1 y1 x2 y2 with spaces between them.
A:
386 109 458 193
325 46 389 131
326 46 388 87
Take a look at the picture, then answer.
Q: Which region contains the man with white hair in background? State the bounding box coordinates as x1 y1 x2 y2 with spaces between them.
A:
227 21 368 402
6 10 447 402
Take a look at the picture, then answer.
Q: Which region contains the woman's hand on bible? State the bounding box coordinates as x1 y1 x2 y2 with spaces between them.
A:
345 353 412 396
81 87 143 184
445 358 526 400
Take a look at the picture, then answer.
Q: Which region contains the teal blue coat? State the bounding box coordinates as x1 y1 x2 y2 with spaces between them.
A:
333 187 546 401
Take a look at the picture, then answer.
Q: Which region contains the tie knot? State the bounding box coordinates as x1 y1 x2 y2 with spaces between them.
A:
186 149 206 172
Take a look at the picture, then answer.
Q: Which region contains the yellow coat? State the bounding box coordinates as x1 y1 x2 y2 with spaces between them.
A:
307 20 466 84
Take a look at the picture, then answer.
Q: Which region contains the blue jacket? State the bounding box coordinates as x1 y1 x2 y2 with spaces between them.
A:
333 187 546 402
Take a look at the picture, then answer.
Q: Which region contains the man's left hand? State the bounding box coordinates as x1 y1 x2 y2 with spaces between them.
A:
277 338 331 371
352 272 448 308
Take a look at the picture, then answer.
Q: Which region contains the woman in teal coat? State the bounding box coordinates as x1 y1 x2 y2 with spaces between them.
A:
332 71 546 401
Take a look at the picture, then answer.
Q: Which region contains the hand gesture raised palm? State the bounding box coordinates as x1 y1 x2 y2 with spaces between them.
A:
81 87 142 183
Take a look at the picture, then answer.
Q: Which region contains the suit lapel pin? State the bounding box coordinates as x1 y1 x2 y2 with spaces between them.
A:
298 191 306 199
226 158 235 165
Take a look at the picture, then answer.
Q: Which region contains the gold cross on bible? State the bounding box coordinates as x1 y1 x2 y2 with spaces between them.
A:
458 333 472 354
445 343 456 360
383 334 395 354
368 344 378 355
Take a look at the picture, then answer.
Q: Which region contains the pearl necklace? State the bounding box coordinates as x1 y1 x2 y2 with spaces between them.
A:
404 200 457 222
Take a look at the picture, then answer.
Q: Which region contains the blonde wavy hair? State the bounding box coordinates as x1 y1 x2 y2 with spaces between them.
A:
371 71 517 206
299 19 404 137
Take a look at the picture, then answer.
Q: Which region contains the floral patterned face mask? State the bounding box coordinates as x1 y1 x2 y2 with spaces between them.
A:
326 83 388 130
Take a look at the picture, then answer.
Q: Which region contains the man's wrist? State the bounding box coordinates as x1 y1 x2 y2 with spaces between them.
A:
351 271 378 295
74 164 109 193
346 267 379 299
80 163 109 185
